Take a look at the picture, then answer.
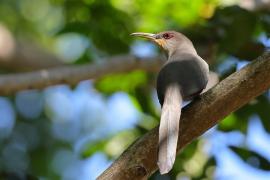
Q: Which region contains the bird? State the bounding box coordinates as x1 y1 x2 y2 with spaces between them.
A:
131 31 209 174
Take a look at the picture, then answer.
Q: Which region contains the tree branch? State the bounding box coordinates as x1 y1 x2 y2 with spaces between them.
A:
97 52 270 180
0 55 164 95
0 54 219 95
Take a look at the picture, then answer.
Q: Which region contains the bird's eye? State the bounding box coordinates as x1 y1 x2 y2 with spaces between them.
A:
162 33 173 39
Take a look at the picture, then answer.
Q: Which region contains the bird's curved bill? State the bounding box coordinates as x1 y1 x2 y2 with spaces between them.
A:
130 32 156 40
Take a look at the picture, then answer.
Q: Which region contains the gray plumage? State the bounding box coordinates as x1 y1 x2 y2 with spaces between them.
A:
157 53 208 174
157 83 182 174
157 55 209 105
131 31 209 174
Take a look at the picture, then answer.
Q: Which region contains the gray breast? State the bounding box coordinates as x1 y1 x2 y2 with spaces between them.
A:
156 57 208 105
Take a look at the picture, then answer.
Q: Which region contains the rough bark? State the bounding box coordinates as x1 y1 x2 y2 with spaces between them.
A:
97 52 270 179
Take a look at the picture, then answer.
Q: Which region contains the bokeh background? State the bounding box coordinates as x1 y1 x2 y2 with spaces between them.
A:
0 0 270 179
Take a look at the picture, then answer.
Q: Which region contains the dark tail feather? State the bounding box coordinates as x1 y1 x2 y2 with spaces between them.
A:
157 84 182 174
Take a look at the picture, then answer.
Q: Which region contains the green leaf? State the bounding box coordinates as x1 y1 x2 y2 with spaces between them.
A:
211 6 257 54
95 70 148 94
218 113 241 131
104 129 140 157
80 140 108 159
236 94 270 132
230 146 270 171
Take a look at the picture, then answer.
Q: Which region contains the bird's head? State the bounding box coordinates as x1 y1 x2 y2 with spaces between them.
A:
131 31 195 56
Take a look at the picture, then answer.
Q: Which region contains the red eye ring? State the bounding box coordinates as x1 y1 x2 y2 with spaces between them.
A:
162 33 172 39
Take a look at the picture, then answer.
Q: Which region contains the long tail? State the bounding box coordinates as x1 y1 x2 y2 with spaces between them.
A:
158 84 182 174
